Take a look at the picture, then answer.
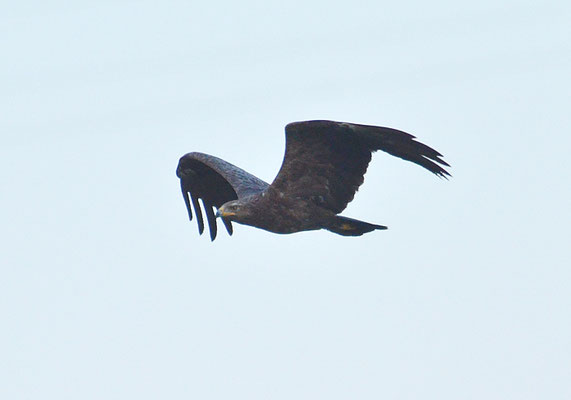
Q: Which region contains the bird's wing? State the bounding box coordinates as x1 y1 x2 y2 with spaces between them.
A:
176 152 269 240
269 120 450 214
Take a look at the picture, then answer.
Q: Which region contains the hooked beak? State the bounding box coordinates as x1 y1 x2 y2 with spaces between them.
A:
216 206 235 218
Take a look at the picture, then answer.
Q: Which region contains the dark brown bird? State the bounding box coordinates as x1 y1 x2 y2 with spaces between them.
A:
176 120 450 240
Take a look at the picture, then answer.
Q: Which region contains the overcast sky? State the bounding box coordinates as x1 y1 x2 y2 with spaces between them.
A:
1 1 570 399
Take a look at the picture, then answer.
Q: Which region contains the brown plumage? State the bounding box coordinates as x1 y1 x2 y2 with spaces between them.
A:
176 120 450 240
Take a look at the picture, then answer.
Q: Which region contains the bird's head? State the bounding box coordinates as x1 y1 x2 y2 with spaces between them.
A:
216 200 254 224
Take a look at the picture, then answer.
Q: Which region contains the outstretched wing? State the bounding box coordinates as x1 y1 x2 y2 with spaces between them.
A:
176 152 269 240
270 120 450 214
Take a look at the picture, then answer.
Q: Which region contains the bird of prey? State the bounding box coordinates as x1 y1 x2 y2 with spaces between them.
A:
176 120 450 240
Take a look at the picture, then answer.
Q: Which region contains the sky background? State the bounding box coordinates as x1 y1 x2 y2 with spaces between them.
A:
1 1 570 399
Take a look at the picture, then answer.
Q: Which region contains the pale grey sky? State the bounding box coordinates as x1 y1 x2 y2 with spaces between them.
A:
1 1 570 399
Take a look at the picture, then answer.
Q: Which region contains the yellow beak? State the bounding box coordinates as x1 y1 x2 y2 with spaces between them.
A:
216 206 235 218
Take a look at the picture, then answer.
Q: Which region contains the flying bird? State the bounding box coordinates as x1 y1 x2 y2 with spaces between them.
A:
177 120 450 240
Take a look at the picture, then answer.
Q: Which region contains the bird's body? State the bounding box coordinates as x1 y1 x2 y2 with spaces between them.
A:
176 120 450 240
233 189 335 234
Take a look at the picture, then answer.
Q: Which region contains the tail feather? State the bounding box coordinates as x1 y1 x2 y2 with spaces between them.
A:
325 216 387 237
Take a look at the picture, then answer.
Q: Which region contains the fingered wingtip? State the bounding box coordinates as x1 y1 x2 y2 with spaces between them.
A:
437 169 452 180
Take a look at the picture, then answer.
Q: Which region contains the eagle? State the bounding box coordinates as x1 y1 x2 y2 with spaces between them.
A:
176 120 450 240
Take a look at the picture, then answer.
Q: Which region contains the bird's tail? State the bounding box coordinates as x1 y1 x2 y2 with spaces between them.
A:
325 216 387 236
